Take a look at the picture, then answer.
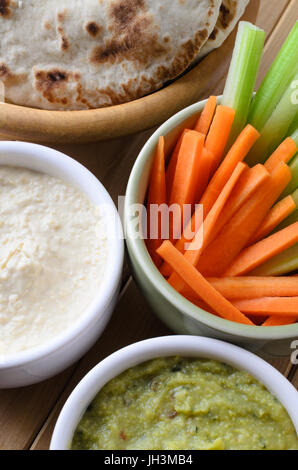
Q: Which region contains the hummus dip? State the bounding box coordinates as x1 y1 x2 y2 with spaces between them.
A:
0 166 107 355
72 357 298 450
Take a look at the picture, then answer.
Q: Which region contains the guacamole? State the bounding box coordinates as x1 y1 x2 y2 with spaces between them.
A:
72 357 298 450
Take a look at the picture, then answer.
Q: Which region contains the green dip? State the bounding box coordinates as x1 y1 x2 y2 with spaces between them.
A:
72 357 298 450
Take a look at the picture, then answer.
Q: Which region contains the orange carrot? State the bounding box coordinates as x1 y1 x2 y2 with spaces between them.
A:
169 131 205 240
207 276 298 299
262 316 297 326
160 160 247 277
264 137 298 173
224 222 298 276
196 162 292 277
200 125 260 217
169 162 247 292
166 129 191 201
208 164 270 244
146 136 166 267
205 105 236 175
159 197 205 278
156 241 253 325
161 148 214 277
194 147 214 202
248 195 296 245
183 294 219 316
194 96 217 135
232 297 298 317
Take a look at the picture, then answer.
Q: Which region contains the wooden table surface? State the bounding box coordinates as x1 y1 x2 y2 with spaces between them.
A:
0 0 297 450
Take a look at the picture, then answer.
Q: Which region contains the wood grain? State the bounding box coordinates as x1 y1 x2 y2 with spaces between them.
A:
0 368 74 450
290 366 298 388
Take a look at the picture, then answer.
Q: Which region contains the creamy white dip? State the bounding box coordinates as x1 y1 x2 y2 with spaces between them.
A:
0 166 107 355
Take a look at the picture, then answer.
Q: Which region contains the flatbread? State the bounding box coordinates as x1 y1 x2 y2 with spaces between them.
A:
196 0 250 60
0 0 221 110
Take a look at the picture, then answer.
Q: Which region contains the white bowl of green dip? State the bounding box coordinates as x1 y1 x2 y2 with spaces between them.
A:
50 336 298 450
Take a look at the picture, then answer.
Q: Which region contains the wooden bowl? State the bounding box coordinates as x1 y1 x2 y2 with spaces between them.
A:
0 2 259 144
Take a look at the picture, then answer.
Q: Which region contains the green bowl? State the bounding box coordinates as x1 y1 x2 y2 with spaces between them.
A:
124 97 298 355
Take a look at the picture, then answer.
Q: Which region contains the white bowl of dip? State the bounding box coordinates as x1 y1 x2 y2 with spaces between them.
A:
0 141 124 388
50 335 298 450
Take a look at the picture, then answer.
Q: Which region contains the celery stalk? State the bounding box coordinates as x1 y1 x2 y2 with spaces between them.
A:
222 22 265 147
280 154 298 198
292 188 298 206
250 244 298 276
246 73 298 166
287 112 298 138
248 21 298 131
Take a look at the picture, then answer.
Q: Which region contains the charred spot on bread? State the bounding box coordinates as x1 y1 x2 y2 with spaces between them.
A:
0 0 11 17
209 27 218 41
219 1 236 29
57 26 69 51
90 9 167 66
109 0 145 31
35 69 70 104
85 21 102 37
0 63 9 78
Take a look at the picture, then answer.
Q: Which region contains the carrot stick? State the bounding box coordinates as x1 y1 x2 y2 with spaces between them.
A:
264 137 298 173
162 148 214 275
250 244 298 276
205 105 236 175
262 316 297 326
207 276 298 299
169 162 247 292
232 297 298 317
200 125 260 217
166 129 191 201
248 195 296 245
159 195 204 278
194 96 217 135
156 241 253 325
161 164 267 278
160 149 250 278
196 162 292 277
208 164 270 244
224 222 298 276
183 294 219 316
146 136 166 267
169 131 205 240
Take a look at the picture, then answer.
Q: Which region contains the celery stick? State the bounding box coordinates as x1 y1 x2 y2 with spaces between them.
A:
292 188 298 206
246 73 298 165
248 21 298 131
222 21 265 147
287 112 298 137
250 244 298 276
291 128 298 146
280 154 298 198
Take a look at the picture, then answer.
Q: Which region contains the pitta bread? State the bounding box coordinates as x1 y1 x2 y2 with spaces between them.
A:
196 0 250 60
0 0 221 110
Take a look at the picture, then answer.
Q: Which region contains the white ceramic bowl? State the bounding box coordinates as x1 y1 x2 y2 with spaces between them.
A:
51 335 298 450
124 96 298 356
0 141 124 388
